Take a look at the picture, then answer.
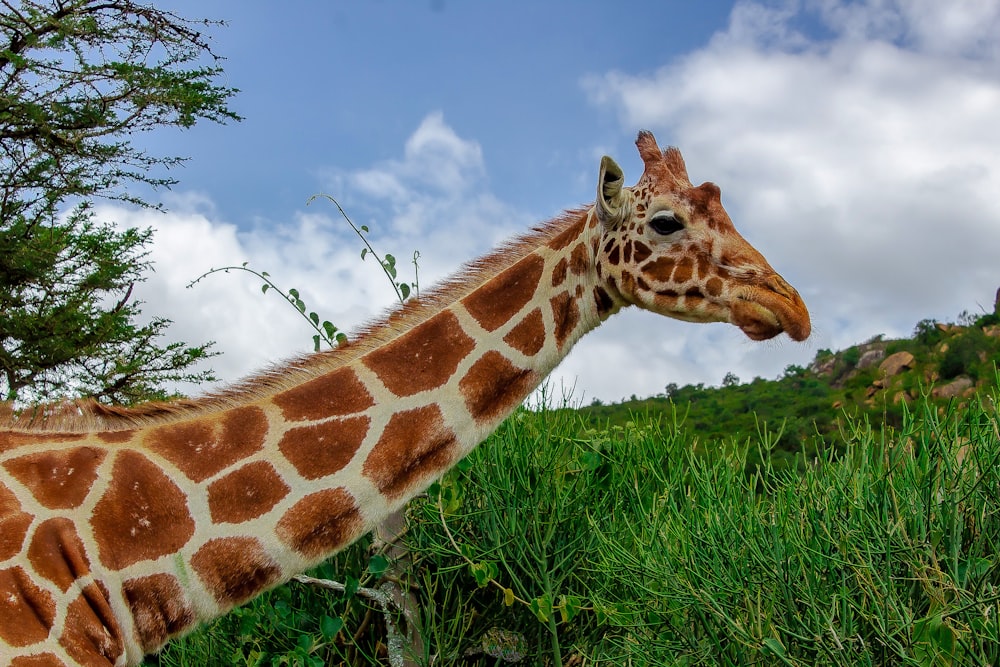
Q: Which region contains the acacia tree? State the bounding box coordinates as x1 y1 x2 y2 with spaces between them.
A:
0 0 240 404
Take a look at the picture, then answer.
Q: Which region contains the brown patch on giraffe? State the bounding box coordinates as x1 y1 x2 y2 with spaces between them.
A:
0 566 55 647
657 288 681 299
607 244 620 266
671 257 694 284
3 447 105 510
363 405 457 501
278 416 369 481
593 287 615 318
623 240 633 264
633 241 652 263
551 257 568 288
642 256 675 283
685 287 705 300
208 461 291 523
90 451 195 571
0 431 82 454
0 483 33 560
59 582 123 665
272 367 375 422
147 405 268 483
191 537 281 607
546 217 586 250
570 241 590 275
364 310 476 396
706 277 723 297
503 308 545 357
97 430 135 444
695 254 711 280
10 655 64 666
619 271 637 297
123 574 196 653
276 487 362 560
27 518 91 592
459 351 538 425
550 293 581 349
461 254 544 333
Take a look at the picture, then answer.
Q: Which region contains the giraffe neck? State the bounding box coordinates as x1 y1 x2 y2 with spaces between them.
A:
0 207 622 664
141 208 617 650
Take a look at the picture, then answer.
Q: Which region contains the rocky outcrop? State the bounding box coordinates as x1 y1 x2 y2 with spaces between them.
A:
879 351 915 378
932 376 975 399
857 348 885 369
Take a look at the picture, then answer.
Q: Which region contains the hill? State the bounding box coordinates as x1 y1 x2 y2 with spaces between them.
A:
575 291 1000 471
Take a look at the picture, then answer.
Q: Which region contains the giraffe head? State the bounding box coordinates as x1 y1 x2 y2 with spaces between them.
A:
594 131 810 341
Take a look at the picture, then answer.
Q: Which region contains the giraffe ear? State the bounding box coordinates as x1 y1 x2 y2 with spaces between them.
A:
597 155 625 229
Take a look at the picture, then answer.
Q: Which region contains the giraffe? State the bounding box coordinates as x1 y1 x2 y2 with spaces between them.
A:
0 131 810 666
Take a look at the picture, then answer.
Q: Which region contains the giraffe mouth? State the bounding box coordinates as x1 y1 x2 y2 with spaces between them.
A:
731 276 811 342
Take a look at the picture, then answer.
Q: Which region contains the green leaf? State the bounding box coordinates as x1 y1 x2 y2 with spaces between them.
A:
361 225 369 233
399 283 410 300
288 288 300 298
261 284 269 295
312 335 321 352
530 594 552 624
469 560 498 588
320 615 343 640
503 587 516 607
761 638 786 656
557 595 582 624
368 554 390 577
309 311 319 326
335 332 348 345
361 248 368 260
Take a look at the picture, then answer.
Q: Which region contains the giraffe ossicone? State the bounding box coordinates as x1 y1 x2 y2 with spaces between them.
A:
0 131 810 665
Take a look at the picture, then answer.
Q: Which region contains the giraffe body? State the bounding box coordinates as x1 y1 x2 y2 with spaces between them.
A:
0 132 810 665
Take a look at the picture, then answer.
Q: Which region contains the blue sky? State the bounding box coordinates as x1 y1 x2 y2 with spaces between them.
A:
148 1 734 220
112 0 1000 402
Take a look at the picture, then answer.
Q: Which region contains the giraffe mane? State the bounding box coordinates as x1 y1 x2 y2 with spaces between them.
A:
4 207 593 434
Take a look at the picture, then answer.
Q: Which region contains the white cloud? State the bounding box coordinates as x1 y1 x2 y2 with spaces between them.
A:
101 6 1000 407
101 113 530 396
578 0 1000 395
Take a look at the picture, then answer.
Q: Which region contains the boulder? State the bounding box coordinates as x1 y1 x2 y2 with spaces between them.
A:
932 376 974 399
857 348 886 369
879 351 915 377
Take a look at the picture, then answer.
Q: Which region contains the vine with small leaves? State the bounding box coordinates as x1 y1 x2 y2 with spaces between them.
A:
188 262 348 352
187 194 420 352
307 194 420 305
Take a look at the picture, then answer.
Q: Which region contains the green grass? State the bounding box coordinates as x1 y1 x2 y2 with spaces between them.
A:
149 393 1000 666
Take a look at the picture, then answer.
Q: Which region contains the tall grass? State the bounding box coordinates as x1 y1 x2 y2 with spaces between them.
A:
149 393 1000 666
587 396 1000 665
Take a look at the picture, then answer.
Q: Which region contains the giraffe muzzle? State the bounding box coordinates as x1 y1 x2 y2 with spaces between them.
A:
731 274 811 342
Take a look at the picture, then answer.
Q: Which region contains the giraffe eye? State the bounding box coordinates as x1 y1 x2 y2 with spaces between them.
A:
648 212 685 236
